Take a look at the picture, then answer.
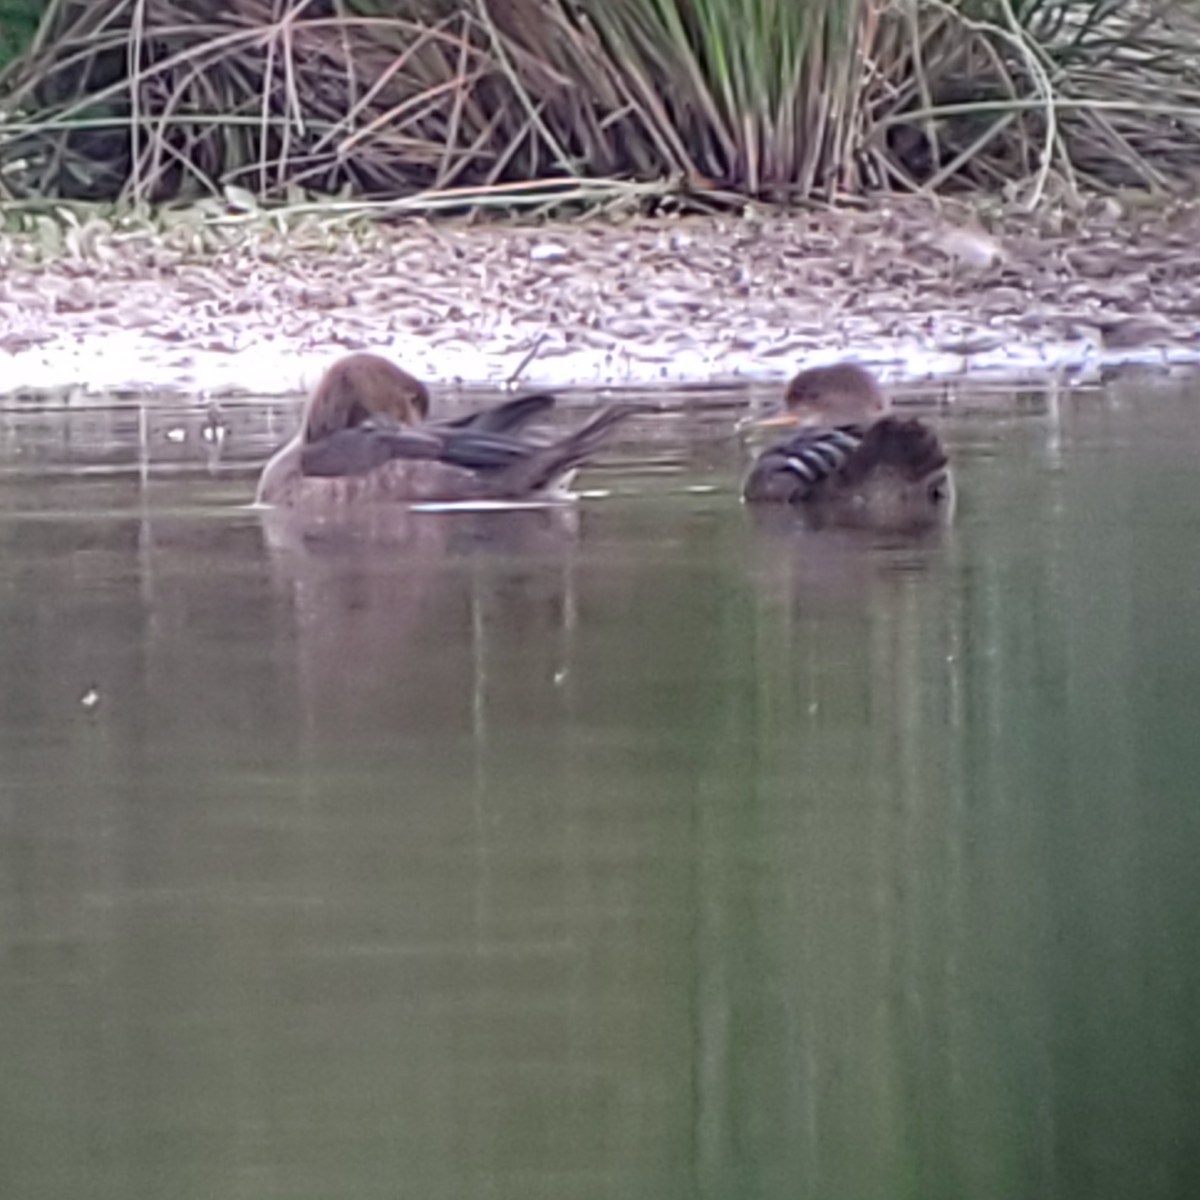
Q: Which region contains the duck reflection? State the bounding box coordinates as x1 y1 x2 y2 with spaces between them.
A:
742 500 952 618
259 501 583 739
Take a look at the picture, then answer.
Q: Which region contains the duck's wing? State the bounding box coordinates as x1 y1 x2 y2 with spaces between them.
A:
474 402 647 496
299 422 530 479
836 416 948 486
742 425 865 503
300 403 647 496
440 392 557 435
299 424 447 478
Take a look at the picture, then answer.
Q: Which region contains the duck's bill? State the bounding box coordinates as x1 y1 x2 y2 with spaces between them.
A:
736 408 802 432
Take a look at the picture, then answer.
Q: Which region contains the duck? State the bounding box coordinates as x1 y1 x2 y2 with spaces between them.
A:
256 352 642 507
741 363 955 528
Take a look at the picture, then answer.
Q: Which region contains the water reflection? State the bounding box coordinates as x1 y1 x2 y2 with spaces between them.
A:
260 503 583 750
1 377 1199 1200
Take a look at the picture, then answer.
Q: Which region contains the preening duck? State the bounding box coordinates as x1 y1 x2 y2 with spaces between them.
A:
256 352 641 507
741 363 955 529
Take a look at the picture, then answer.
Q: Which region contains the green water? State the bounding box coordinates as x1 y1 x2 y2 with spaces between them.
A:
1 374 1198 1200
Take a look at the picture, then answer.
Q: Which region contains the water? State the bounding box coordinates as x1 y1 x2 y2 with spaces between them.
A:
1 373 1199 1200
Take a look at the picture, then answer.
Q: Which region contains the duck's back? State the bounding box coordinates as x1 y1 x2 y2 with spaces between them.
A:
255 446 494 508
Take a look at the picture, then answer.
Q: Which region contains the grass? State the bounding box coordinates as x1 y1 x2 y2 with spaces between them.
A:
1 0 1199 213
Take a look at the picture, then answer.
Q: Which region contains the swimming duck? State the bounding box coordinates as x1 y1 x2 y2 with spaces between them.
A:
256 352 640 507
741 363 955 528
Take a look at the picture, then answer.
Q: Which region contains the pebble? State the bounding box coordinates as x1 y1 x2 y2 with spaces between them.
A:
0 201 1198 395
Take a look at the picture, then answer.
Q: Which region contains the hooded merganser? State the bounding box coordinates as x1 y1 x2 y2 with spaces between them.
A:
741 363 954 528
256 352 641 507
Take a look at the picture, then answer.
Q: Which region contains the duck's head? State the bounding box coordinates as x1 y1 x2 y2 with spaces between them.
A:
303 353 431 442
747 363 890 430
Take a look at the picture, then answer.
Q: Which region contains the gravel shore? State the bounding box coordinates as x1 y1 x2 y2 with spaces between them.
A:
3 196 1199 398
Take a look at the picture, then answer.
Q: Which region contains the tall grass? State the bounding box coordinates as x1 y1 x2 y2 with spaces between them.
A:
1 0 1198 209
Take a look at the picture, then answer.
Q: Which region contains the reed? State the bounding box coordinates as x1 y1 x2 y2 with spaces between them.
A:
0 0 1197 210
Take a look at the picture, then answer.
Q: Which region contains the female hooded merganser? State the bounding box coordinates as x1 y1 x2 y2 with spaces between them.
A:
741 363 955 528
256 352 642 507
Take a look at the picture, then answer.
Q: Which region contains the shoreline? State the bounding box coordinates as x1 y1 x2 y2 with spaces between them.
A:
3 198 1199 398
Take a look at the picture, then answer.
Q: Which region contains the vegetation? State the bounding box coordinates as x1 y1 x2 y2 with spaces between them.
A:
1 0 1199 213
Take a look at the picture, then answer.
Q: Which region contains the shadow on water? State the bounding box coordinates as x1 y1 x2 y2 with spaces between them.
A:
1 373 1199 1200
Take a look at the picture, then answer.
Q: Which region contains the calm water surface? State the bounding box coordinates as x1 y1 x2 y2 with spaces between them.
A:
1 374 1199 1200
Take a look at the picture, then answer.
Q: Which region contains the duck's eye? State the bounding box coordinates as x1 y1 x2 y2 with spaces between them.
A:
928 479 947 505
